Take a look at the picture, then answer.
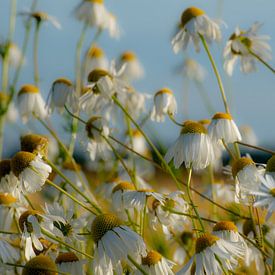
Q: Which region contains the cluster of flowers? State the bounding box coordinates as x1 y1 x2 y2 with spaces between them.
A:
0 1 274 274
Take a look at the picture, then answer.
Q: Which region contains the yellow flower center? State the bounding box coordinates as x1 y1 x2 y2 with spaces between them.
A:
155 88 173 97
19 210 42 233
121 51 136 62
85 116 101 139
31 12 49 22
18 84 39 96
87 69 111 83
181 7 205 27
22 255 57 275
142 250 162 266
112 181 135 193
231 157 255 178
181 121 207 135
213 221 238 232
52 78 72 87
0 159 11 179
0 193 17 205
55 252 79 264
91 214 122 243
198 119 211 126
87 0 103 3
20 134 49 156
239 36 252 49
212 112 233 120
87 46 104 58
270 189 275 197
266 155 275 173
11 151 36 177
132 129 143 138
164 198 176 209
195 233 219 253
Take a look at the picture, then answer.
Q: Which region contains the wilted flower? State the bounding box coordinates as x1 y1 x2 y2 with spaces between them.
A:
20 134 49 157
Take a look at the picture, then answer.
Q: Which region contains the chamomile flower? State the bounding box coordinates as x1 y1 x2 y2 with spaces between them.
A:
250 174 275 219
22 255 57 274
17 84 47 123
0 42 24 68
0 236 19 264
11 151 52 194
239 125 258 145
0 160 18 194
208 112 242 144
117 51 144 82
151 88 177 122
91 213 146 274
172 6 222 53
224 23 272 75
0 92 18 123
133 250 175 275
46 78 78 114
20 134 49 157
105 12 121 39
19 210 43 260
85 45 109 74
177 233 243 275
56 252 85 275
165 121 214 170
181 58 206 82
232 157 261 204
83 116 111 161
265 155 275 178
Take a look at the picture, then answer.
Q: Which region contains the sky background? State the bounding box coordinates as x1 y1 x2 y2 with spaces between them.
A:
0 0 275 155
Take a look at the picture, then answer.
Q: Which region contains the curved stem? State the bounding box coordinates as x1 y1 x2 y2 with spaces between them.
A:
128 255 148 275
199 34 230 114
168 113 184 127
236 141 275 155
33 22 41 86
249 49 275 74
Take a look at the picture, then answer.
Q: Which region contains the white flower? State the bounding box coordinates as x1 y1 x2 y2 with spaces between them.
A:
239 125 258 145
117 51 144 82
251 174 275 219
133 250 175 275
177 233 243 275
56 252 85 275
224 23 272 75
11 152 52 194
104 12 121 39
91 214 146 274
151 88 177 122
17 84 47 123
0 238 19 264
0 160 18 195
165 121 214 170
83 116 111 161
0 42 24 68
208 112 242 144
232 157 261 205
46 78 78 114
172 6 222 53
181 58 206 82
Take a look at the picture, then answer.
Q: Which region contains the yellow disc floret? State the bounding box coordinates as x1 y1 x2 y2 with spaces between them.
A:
121 51 136 62
55 252 79 264
87 69 111 83
155 88 173 97
87 45 104 58
231 157 255 178
212 112 233 120
53 78 72 87
181 121 207 135
87 0 104 4
0 193 17 205
270 189 275 197
142 250 162 266
195 233 219 253
213 221 238 232
20 134 49 156
91 214 122 243
18 84 39 96
112 181 135 193
31 12 49 22
181 7 205 27
11 151 36 177
22 255 57 275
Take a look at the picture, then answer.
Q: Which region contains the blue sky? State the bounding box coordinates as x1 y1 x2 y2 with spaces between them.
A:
1 0 275 155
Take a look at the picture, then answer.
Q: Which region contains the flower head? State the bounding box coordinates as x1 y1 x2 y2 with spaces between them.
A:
20 134 49 157
55 252 84 274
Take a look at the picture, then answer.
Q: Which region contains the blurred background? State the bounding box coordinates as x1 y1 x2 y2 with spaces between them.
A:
0 0 274 157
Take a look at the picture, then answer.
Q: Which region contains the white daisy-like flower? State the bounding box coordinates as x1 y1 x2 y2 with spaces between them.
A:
151 191 189 233
74 0 108 29
223 23 272 75
0 236 20 264
239 125 258 146
181 58 206 82
250 174 275 219
17 84 48 123
177 232 244 275
55 252 85 275
0 42 24 68
133 250 175 275
0 160 18 195
117 51 144 82
165 121 214 170
23 255 58 274
19 210 43 260
172 6 222 53
208 112 242 144
232 157 261 205
91 213 146 274
85 45 109 75
83 116 111 161
151 88 177 123
130 129 148 155
265 155 275 178
11 151 52 194
46 78 78 114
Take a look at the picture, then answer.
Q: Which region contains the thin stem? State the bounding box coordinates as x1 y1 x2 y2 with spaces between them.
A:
233 142 241 159
222 139 236 159
46 179 97 215
33 22 41 86
41 228 94 260
249 49 275 74
186 167 205 232
127 255 148 275
199 34 230 114
1 54 9 93
237 141 275 155
168 113 184 127
0 116 5 158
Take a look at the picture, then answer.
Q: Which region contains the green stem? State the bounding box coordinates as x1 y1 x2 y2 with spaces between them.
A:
1 55 9 93
236 141 275 155
168 113 184 127
249 49 275 74
127 255 148 275
33 22 41 86
199 34 230 114
0 116 5 157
